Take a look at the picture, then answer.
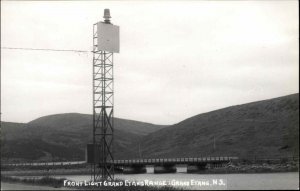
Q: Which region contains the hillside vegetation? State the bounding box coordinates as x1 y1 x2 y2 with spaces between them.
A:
1 116 165 162
1 93 298 162
139 93 299 159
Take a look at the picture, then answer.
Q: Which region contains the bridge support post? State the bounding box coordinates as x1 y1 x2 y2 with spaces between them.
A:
207 162 223 169
154 164 176 173
187 163 207 173
123 165 146 174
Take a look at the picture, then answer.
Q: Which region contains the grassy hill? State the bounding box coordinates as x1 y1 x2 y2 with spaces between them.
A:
27 113 166 136
1 116 165 162
138 93 299 159
1 93 299 162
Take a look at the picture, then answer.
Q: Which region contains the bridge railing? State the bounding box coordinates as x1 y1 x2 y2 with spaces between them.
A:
113 156 237 165
4 156 298 166
3 156 299 169
2 156 242 168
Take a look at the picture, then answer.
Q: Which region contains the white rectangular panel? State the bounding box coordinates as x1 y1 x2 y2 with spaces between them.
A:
97 22 120 53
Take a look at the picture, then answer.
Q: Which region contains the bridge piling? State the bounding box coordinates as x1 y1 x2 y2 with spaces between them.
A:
187 163 207 173
123 165 146 174
154 164 176 173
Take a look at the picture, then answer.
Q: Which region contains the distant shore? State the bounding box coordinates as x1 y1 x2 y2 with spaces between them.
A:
195 161 299 174
1 168 91 177
1 161 298 176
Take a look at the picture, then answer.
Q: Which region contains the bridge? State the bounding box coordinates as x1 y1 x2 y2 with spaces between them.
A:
2 156 238 173
113 157 237 173
114 156 237 165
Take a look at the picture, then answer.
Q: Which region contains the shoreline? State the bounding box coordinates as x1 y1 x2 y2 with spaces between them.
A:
1 167 298 177
1 175 179 190
194 161 299 174
2 169 298 190
2 160 298 176
0 182 71 190
1 172 298 190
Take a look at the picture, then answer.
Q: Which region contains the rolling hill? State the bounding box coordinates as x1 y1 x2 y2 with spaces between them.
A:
27 113 166 136
1 116 166 162
138 93 299 159
1 93 299 162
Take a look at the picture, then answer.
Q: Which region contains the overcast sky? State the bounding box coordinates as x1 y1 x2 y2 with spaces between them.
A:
1 1 299 125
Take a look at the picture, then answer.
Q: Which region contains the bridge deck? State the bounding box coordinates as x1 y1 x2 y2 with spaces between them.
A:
114 157 238 166
2 157 238 167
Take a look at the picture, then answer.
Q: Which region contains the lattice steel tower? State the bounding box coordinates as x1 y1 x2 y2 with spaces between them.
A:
91 9 120 181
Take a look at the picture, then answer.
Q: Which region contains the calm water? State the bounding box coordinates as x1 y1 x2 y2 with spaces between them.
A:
52 168 299 190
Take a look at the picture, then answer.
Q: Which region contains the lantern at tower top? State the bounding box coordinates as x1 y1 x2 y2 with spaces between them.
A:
97 9 120 53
